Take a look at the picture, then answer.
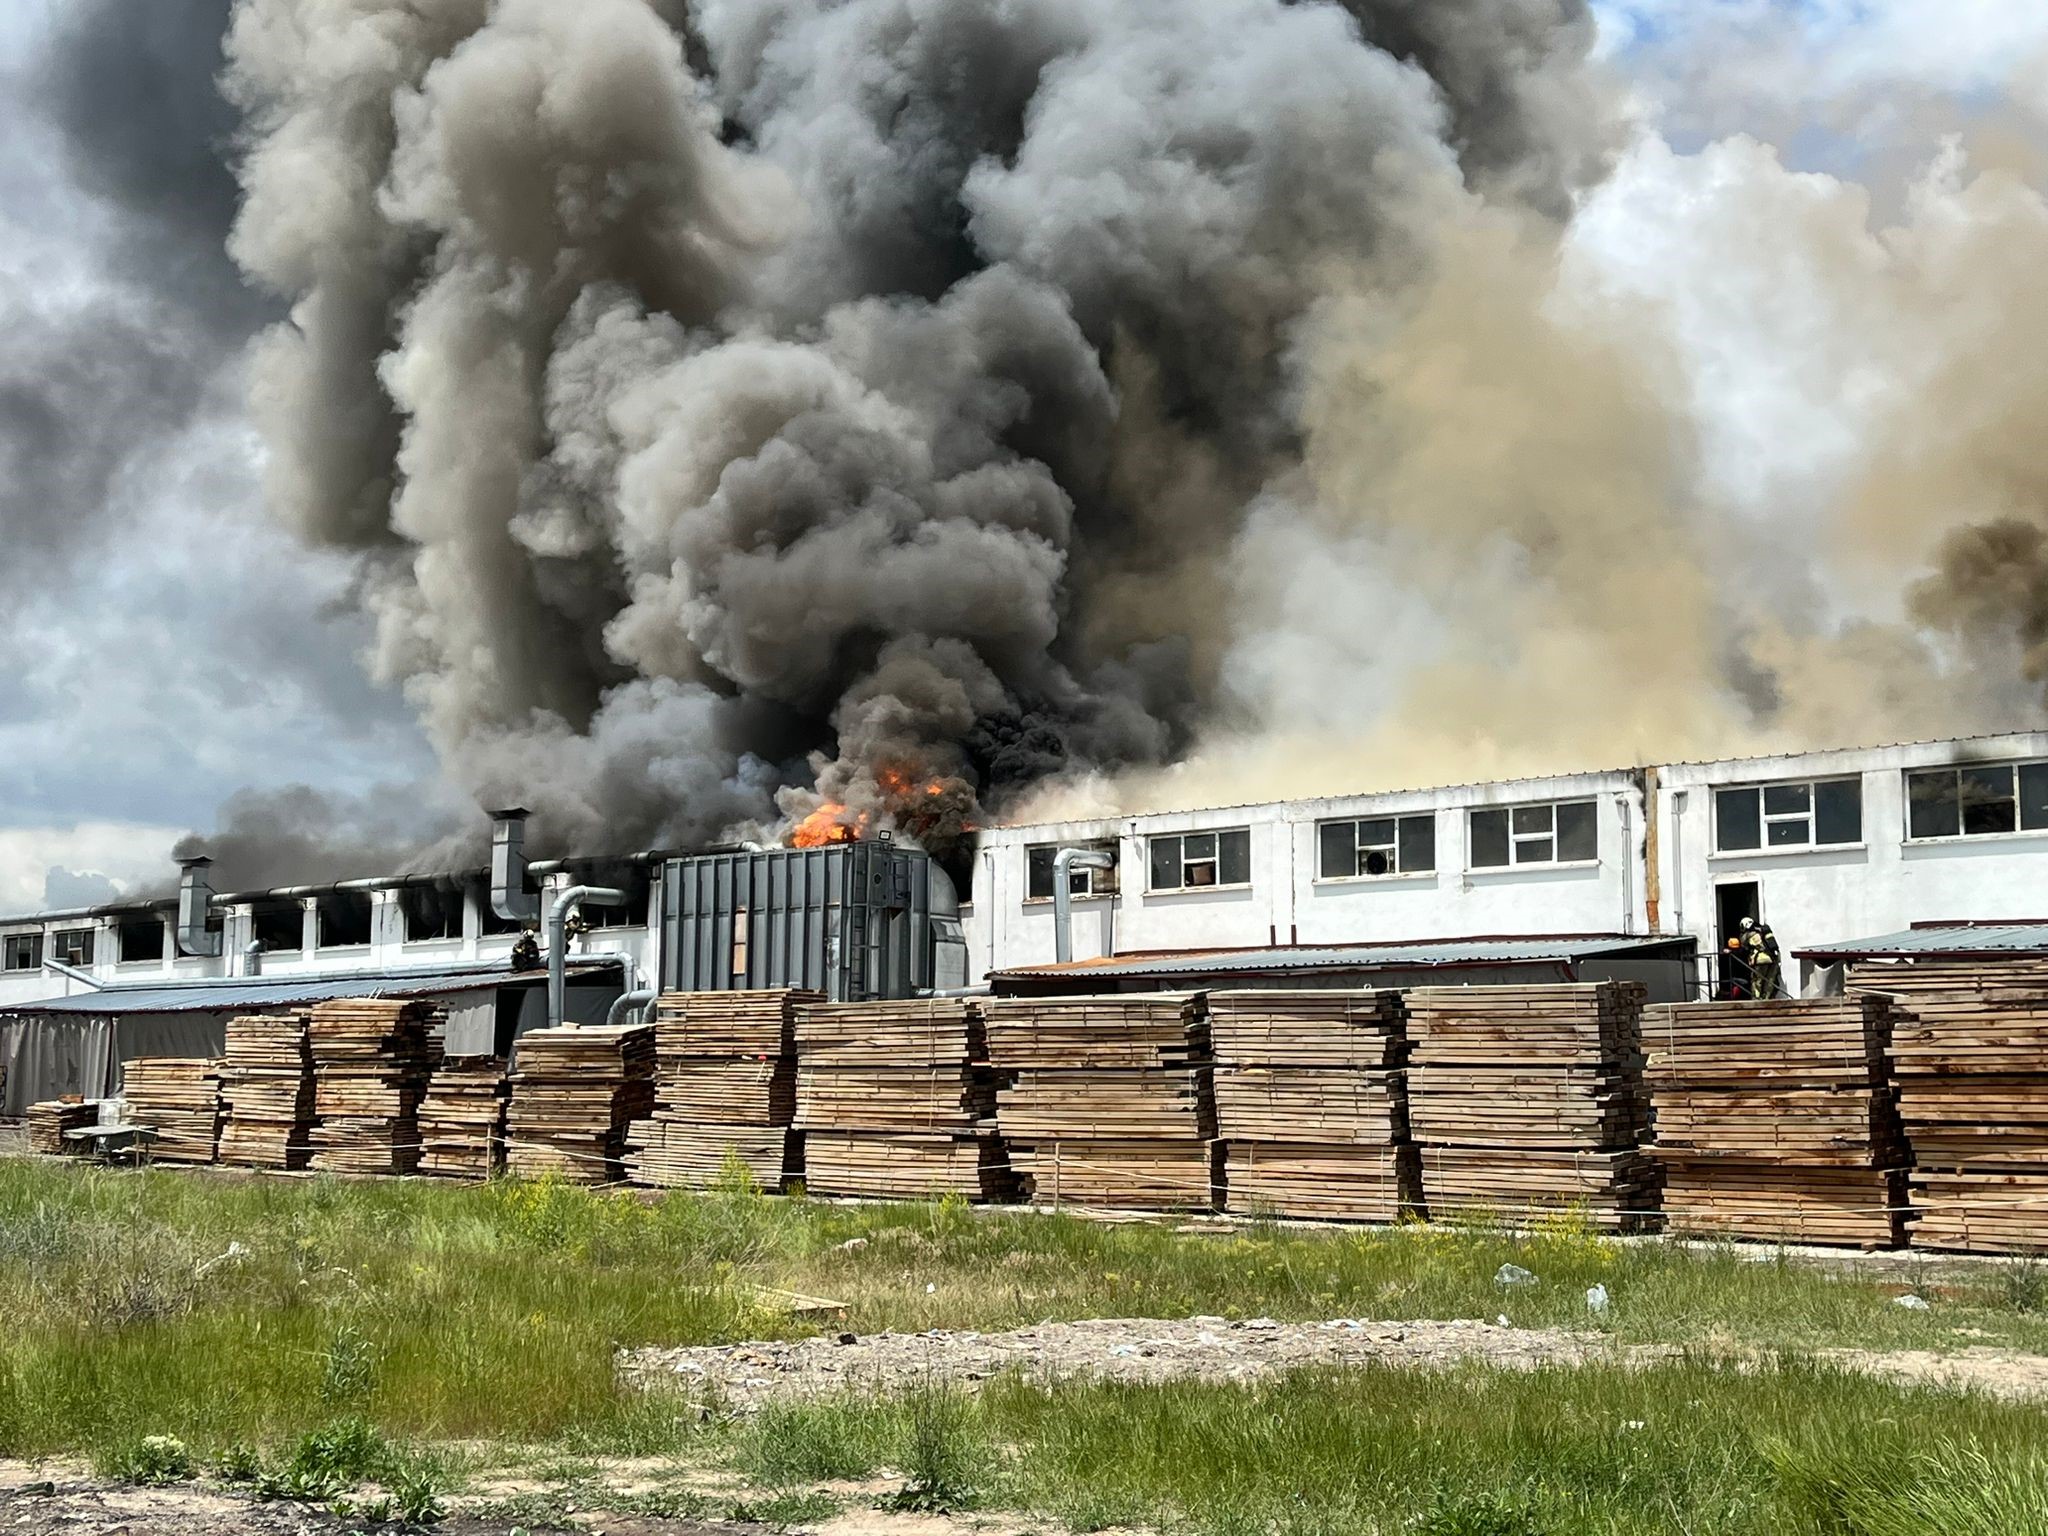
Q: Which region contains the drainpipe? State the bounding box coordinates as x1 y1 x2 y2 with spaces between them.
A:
1669 789 1692 996
605 988 656 1029
42 959 103 991
548 885 627 1030
1052 848 1114 965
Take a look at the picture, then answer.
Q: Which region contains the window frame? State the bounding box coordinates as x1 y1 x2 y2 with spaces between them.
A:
3 932 43 972
1148 827 1252 893
50 928 95 968
1905 761 2048 843
1468 800 1599 870
1024 839 1120 903
1713 776 1864 855
116 916 166 964
1313 813 1437 882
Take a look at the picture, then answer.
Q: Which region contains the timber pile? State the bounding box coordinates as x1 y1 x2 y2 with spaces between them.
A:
793 997 1011 1199
1872 974 2048 1254
626 990 821 1190
507 1025 655 1184
122 1057 222 1164
986 994 1216 1210
1209 989 1414 1222
1407 984 1656 1230
418 1056 507 1177
307 999 438 1175
28 1100 94 1155
218 1013 315 1169
1644 996 1906 1247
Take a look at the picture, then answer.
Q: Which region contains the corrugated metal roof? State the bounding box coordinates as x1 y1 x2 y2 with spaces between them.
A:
993 934 1686 980
1798 923 2048 961
1 958 624 1016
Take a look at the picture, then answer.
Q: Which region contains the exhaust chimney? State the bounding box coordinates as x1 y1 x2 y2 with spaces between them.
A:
490 808 540 923
176 856 223 958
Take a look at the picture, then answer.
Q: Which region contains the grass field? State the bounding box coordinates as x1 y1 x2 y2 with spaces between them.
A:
2 1157 2046 1532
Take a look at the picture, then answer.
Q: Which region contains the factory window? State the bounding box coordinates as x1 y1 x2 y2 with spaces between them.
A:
575 868 652 929
51 928 95 967
1317 814 1435 880
477 877 539 937
1715 778 1862 852
3 933 41 971
400 882 464 942
1469 800 1597 868
1907 761 2048 840
250 900 304 953
1025 840 1119 901
316 891 374 948
1149 828 1251 891
117 916 165 963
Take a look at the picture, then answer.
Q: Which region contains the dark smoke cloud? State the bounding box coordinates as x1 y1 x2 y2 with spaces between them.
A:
172 784 461 895
221 0 1617 854
1911 518 2048 690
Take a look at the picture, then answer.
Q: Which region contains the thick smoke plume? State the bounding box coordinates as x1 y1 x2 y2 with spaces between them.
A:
220 0 1618 855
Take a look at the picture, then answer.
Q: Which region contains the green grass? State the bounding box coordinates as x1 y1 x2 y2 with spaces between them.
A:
1 1155 2045 1481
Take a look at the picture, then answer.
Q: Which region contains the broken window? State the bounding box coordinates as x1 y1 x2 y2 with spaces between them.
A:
3 933 41 971
1025 840 1119 901
316 891 374 948
574 867 652 929
400 882 464 942
250 900 304 953
1715 778 1862 853
1907 762 2048 841
117 916 165 963
1469 801 1597 868
51 928 94 967
1316 815 1435 879
1148 828 1252 891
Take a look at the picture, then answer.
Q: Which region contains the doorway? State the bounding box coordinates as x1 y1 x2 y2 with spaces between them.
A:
1715 881 1760 997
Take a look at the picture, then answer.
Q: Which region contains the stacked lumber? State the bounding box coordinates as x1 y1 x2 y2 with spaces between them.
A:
418 1056 507 1178
986 993 1217 1211
625 990 819 1190
28 1100 94 1155
1644 996 1906 1247
1875 973 2048 1254
217 1013 314 1170
307 999 438 1175
507 1024 655 1183
122 1058 221 1164
793 997 1011 1199
1407 984 1656 1230
1209 990 1414 1222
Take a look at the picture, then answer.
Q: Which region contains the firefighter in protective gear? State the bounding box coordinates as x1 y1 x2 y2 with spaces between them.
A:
1716 936 1752 1000
510 927 541 972
1739 916 1783 999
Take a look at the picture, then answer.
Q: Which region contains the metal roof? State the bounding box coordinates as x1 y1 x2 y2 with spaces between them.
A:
993 933 1687 980
1 957 624 1016
1798 923 2048 962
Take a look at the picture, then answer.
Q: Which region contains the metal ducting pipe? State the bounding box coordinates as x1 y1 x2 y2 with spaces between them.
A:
605 988 656 1029
42 958 103 991
176 856 223 958
1052 847 1115 965
243 940 264 978
490 808 541 923
547 884 628 1031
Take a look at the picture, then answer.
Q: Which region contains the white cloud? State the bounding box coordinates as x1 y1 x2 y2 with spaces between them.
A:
0 821 181 916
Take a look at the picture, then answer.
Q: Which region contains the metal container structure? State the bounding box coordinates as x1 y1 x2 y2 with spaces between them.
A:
662 842 966 1000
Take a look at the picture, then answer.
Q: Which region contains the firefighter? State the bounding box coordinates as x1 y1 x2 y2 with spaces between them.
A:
510 926 541 972
1740 916 1783 999
1717 936 1752 1000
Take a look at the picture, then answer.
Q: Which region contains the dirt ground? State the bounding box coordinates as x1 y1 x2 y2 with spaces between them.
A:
621 1313 2048 1406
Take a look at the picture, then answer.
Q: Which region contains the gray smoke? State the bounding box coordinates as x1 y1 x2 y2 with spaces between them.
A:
221 0 1615 854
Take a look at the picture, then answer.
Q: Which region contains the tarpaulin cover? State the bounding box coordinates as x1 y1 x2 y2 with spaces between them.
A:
1 1010 230 1116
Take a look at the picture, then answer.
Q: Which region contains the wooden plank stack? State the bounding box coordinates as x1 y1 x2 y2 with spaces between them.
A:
218 1013 315 1170
793 997 1012 1200
307 998 438 1175
1407 984 1656 1230
986 993 1216 1210
1209 990 1414 1222
419 1056 508 1178
507 1025 655 1183
1860 962 2048 1254
122 1057 222 1164
626 990 820 1190
28 1100 94 1155
1644 996 1906 1247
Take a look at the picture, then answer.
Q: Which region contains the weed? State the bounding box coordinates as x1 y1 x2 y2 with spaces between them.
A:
886 1380 986 1512
212 1441 264 1484
1995 1258 2047 1315
104 1432 194 1486
320 1322 381 1405
1413 1486 1546 1536
386 1451 449 1526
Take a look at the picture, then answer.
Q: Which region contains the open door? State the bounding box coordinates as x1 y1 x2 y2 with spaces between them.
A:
1715 881 1760 997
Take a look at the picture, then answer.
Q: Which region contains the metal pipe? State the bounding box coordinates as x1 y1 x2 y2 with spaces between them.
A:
1052 848 1114 965
41 959 104 991
176 857 223 958
548 885 628 1030
605 988 656 1029
243 940 264 978
491 809 541 923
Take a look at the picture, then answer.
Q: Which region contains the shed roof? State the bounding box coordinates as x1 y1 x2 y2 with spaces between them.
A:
992 933 1687 982
1797 922 2048 962
1 958 624 1016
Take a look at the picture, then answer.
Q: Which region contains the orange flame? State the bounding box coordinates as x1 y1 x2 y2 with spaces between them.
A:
788 802 867 847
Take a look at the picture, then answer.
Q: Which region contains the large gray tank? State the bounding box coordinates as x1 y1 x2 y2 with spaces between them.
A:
661 841 966 1000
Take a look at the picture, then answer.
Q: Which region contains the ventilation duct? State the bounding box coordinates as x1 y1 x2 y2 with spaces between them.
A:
490 808 540 923
176 856 223 958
